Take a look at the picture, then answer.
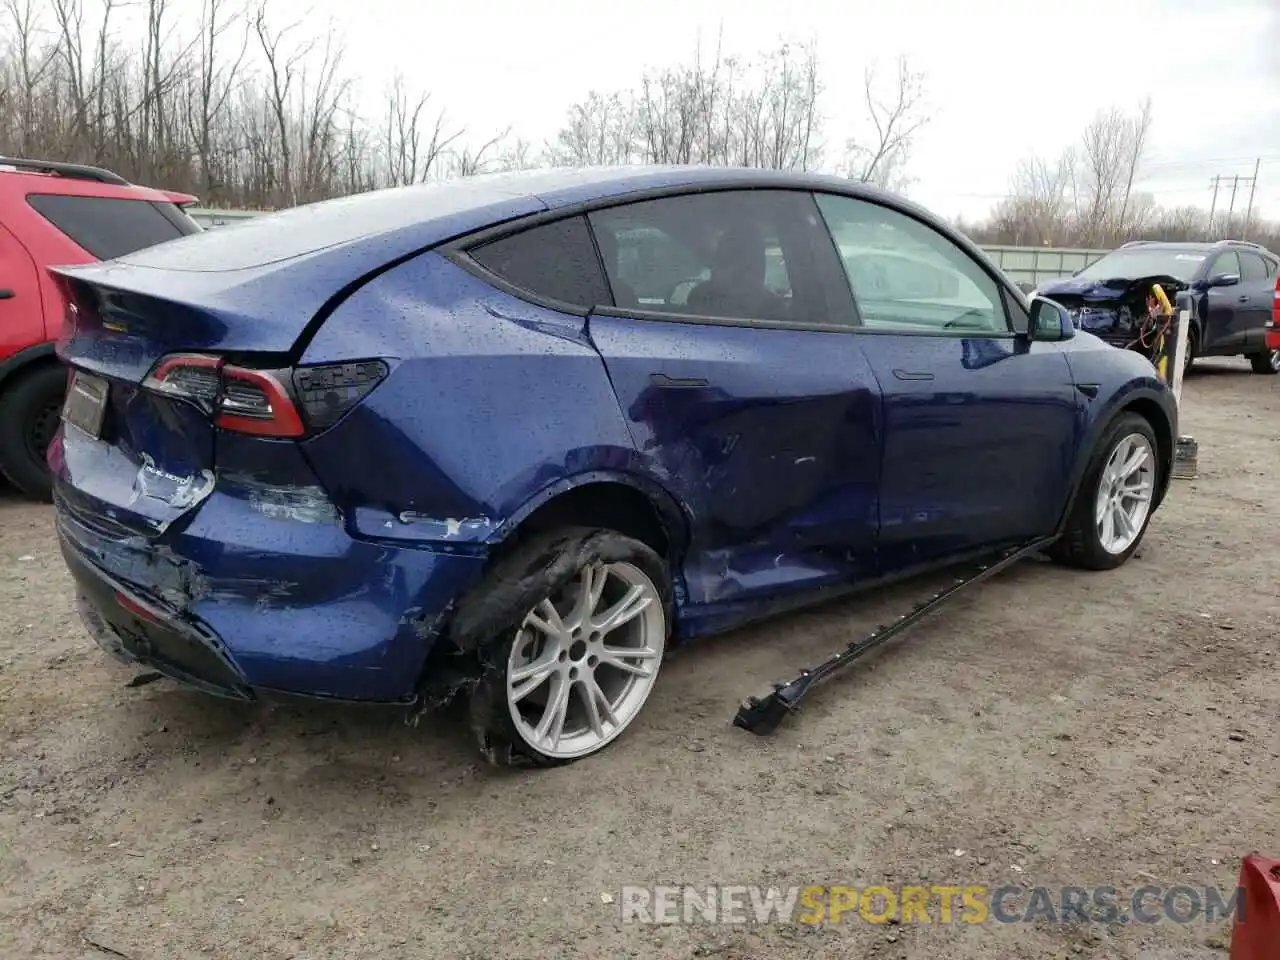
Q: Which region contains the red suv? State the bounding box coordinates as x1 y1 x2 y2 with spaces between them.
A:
1268 271 1280 359
0 157 200 499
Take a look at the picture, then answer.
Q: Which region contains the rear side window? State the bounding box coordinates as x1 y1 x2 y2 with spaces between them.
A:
1239 251 1267 282
27 195 200 260
468 215 611 308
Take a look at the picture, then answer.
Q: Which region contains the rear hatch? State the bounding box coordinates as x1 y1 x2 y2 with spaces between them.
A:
52 272 301 535
50 181 547 536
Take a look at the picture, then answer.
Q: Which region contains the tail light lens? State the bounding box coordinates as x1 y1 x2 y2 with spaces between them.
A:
142 353 388 437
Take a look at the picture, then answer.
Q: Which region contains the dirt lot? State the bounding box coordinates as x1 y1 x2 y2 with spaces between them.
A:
1 359 1277 960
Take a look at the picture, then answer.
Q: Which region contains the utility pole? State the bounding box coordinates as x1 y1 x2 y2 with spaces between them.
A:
1207 169 1258 238
1243 158 1261 240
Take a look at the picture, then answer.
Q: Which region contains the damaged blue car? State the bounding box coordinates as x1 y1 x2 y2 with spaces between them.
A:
50 167 1177 766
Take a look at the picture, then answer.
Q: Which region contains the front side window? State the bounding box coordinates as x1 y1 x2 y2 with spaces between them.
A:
1211 250 1241 280
813 193 1008 333
468 214 611 308
588 190 820 325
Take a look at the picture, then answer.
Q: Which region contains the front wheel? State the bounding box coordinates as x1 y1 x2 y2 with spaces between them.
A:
1249 349 1280 375
1050 413 1159 571
465 528 671 767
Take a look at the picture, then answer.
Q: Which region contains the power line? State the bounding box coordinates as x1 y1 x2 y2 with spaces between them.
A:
1207 161 1262 235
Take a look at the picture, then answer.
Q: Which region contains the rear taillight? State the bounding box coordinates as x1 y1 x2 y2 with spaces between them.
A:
142 353 388 438
1272 276 1279 328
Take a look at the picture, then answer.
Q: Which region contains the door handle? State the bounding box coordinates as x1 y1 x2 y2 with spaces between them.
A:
0 289 13 300
1237 295 1250 303
649 373 709 388
892 369 933 381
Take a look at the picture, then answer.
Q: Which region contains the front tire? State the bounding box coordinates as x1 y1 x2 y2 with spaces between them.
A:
1249 349 1280 375
1182 326 1197 375
0 364 66 501
464 528 671 767
1050 412 1159 571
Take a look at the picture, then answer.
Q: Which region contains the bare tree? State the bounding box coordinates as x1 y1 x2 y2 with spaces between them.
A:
548 91 634 166
550 37 823 173
449 127 509 177
841 57 928 191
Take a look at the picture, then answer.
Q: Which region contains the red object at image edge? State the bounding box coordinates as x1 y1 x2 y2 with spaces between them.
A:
1231 853 1280 960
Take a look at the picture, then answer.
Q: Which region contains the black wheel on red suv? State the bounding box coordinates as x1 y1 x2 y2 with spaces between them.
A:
1249 349 1280 375
0 364 66 500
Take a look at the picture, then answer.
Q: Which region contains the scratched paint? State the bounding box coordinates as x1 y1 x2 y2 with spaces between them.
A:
396 513 495 540
221 473 340 525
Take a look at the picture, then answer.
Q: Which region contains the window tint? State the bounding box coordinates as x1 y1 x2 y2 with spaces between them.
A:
1238 251 1267 282
468 215 610 308
588 190 821 325
813 193 1008 333
27 195 200 260
1211 250 1241 279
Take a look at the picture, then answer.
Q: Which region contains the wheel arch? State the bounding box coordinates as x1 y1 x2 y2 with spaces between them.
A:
413 473 689 705
487 469 691 570
0 341 59 391
1055 385 1176 536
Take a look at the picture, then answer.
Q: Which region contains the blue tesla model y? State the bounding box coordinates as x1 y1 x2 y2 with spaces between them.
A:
49 167 1176 766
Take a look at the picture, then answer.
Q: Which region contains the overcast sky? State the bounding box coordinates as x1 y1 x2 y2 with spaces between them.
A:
253 0 1280 221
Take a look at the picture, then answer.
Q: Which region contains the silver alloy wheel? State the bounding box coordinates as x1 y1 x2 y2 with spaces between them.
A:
506 560 665 759
1095 432 1156 555
1269 349 1280 372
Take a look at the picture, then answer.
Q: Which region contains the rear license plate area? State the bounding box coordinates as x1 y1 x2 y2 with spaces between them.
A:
61 370 109 439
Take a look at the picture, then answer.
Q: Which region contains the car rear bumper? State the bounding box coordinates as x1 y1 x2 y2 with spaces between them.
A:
63 535 254 699
55 489 490 702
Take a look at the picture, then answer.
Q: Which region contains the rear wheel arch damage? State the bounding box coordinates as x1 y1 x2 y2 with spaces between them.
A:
451 526 674 766
411 480 686 757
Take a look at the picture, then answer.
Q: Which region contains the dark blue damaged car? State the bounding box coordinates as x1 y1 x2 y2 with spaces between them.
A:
49 167 1177 766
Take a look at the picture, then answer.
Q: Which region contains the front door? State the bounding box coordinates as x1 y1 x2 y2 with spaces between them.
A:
1203 249 1246 352
585 189 884 620
810 192 1081 573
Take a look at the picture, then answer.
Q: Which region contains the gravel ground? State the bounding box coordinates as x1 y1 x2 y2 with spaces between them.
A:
1 359 1277 960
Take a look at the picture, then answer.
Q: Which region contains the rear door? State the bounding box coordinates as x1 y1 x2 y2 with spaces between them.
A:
585 189 884 610
810 191 1081 572
1236 251 1274 345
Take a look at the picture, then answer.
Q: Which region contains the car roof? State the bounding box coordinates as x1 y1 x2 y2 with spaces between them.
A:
0 165 197 206
112 164 952 275
1118 240 1275 255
